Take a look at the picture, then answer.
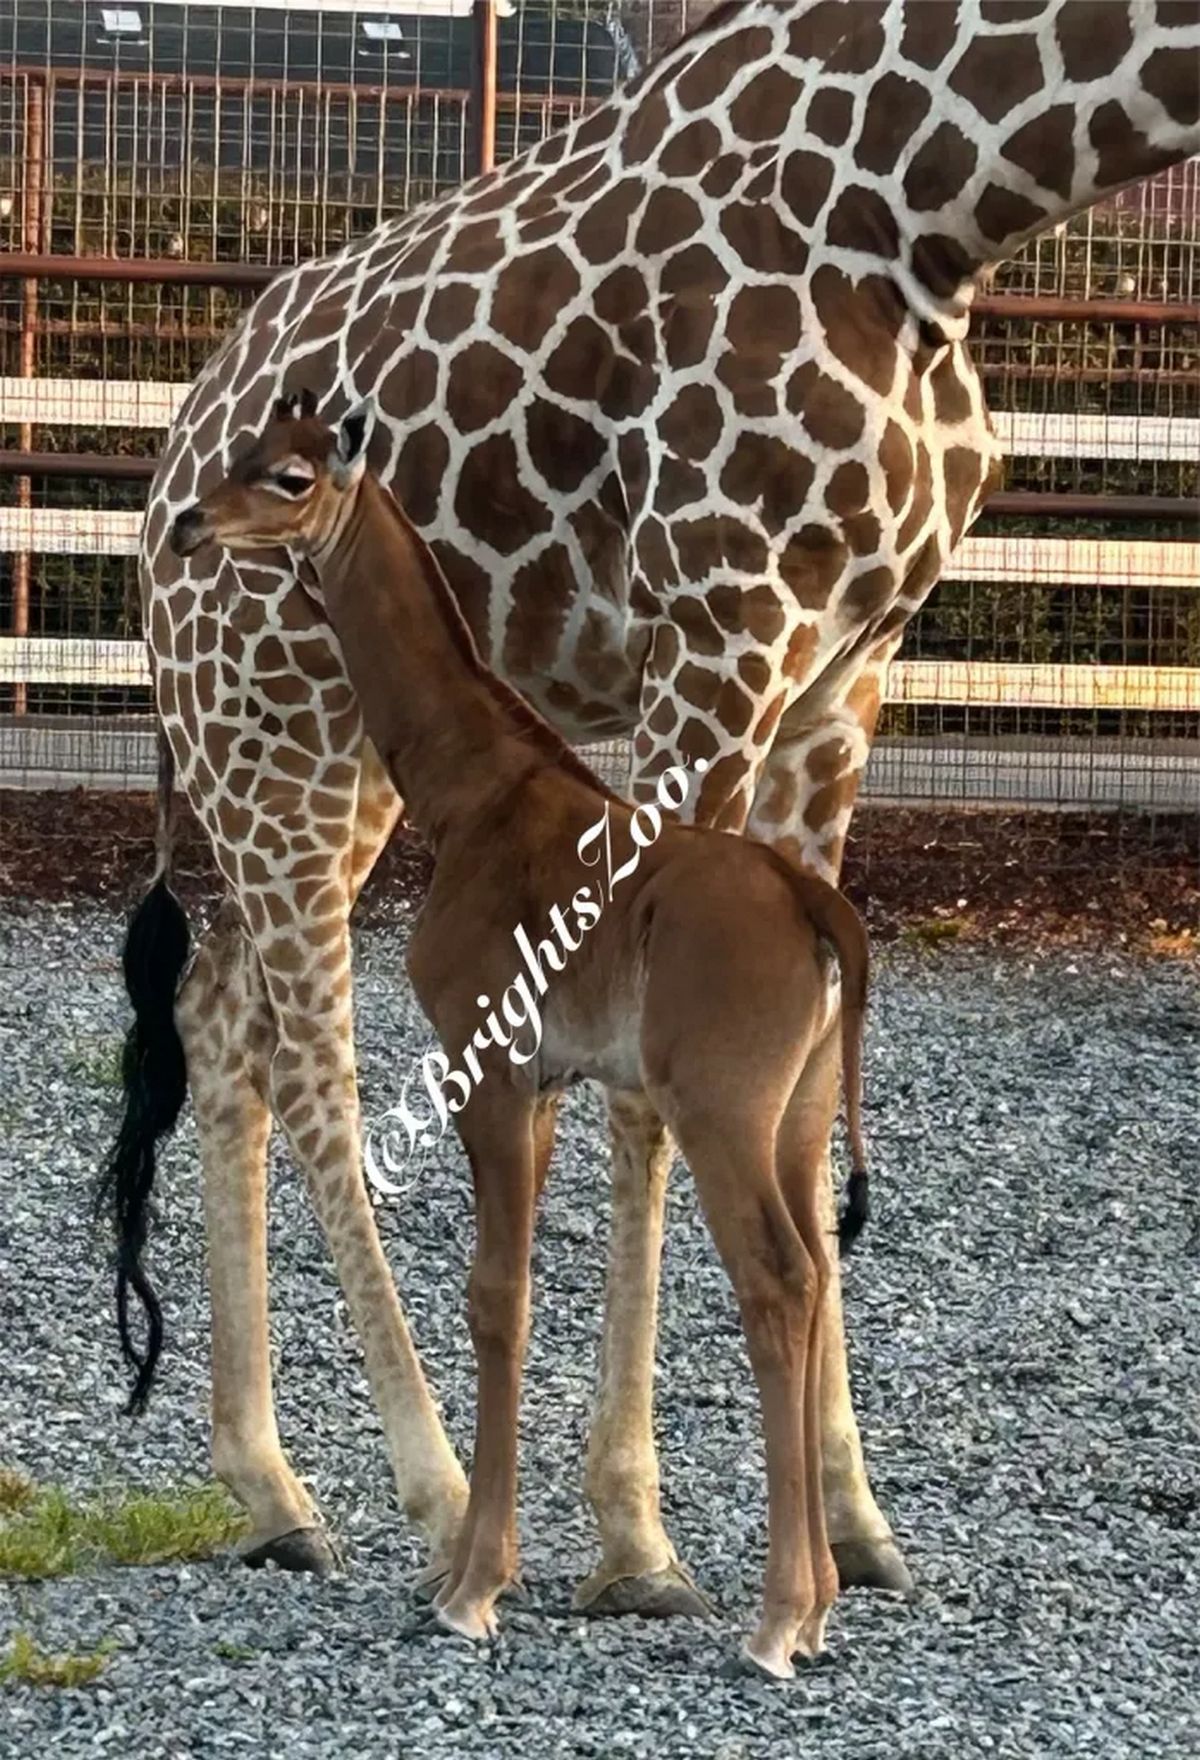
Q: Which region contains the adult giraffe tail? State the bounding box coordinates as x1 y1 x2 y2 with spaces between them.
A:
774 857 872 1258
95 726 191 1414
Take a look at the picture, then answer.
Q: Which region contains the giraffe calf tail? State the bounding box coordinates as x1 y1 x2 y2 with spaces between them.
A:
95 729 191 1415
774 858 872 1258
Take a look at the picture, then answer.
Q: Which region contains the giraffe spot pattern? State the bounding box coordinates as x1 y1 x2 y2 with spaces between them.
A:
904 122 979 211
974 183 1048 243
806 87 854 146
658 383 724 461
658 117 722 178
949 33 1045 124
489 247 581 350
788 2 886 74
675 27 774 111
446 341 524 434
1002 108 1076 202
504 544 575 676
455 433 553 554
826 186 901 258
525 399 606 494
855 72 932 174
1057 0 1133 81
719 203 811 275
720 433 817 532
901 0 963 68
729 66 804 142
634 186 703 255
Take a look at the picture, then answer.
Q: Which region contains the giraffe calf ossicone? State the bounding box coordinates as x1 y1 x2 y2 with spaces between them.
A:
169 396 875 1680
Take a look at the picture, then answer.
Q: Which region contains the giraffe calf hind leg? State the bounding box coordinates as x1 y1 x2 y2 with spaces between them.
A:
785 1034 912 1599
669 1105 833 1680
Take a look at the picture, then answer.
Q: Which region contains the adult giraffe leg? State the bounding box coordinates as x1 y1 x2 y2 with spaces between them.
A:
747 641 913 1594
179 742 467 1569
177 901 330 1570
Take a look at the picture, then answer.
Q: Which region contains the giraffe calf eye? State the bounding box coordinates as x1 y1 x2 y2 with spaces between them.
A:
274 473 314 496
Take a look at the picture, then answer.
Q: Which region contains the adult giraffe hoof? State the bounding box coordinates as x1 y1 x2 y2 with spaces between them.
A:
241 1525 341 1577
832 1536 914 1596
572 1560 715 1620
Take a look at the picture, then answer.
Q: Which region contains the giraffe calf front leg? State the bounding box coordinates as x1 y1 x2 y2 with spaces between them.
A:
430 1092 539 1643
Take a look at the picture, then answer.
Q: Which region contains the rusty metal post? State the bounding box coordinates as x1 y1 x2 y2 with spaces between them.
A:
14 77 46 716
471 0 498 178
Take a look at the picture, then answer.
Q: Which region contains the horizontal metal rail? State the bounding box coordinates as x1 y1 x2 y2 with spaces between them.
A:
0 59 562 115
987 493 1195 521
0 451 157 481
3 638 1196 714
3 719 1195 810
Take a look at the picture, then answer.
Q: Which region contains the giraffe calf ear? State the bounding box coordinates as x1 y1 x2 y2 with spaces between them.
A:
273 392 303 423
298 387 319 419
330 400 375 486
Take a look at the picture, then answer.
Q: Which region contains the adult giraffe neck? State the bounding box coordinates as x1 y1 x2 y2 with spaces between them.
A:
603 0 1199 335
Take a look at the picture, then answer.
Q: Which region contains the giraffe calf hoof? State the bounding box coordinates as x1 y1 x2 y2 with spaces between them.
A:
413 1566 527 1606
241 1525 341 1577
732 1640 795 1683
434 1598 499 1643
573 1561 715 1620
410 1561 451 1605
832 1536 914 1596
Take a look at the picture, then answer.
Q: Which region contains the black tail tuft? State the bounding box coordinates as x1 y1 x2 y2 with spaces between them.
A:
95 875 190 1415
837 1169 870 1258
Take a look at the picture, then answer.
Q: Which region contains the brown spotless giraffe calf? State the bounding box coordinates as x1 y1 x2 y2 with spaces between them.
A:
170 396 875 1676
106 0 1200 1608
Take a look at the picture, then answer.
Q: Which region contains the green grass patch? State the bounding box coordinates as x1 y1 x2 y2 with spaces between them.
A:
0 1471 247 1580
86 1485 246 1568
0 1490 80 1578
0 1631 116 1689
902 915 970 947
64 1039 125 1089
214 1639 258 1662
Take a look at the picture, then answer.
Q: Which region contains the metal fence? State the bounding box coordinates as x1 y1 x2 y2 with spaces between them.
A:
0 1 1197 875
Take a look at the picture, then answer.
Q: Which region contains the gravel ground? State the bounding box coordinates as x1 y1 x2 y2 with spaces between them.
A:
1 898 1197 1760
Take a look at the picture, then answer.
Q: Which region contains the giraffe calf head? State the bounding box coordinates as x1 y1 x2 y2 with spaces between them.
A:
169 391 376 561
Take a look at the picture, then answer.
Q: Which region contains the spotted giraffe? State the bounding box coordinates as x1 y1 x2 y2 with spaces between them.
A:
109 0 1200 1610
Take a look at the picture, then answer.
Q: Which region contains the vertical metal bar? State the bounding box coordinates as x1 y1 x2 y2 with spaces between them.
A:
471 0 498 178
14 75 46 717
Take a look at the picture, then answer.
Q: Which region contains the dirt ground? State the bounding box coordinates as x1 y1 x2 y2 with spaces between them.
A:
0 789 1195 957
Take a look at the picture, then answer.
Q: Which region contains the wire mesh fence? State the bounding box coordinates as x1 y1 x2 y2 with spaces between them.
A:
0 0 1197 897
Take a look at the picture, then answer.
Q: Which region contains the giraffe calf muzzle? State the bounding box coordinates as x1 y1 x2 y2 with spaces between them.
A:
169 504 213 558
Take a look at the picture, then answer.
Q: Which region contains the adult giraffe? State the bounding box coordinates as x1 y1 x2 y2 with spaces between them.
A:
106 0 1200 1614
